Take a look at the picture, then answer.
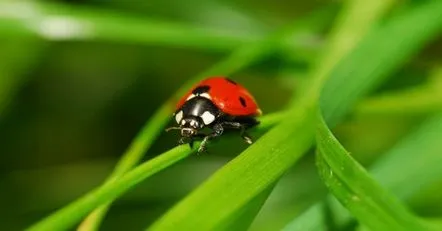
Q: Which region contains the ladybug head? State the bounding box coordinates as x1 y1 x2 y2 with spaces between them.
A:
166 114 204 138
167 96 219 141
179 116 203 137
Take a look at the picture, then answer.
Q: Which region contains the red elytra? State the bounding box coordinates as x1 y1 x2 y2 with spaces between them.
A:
176 77 262 117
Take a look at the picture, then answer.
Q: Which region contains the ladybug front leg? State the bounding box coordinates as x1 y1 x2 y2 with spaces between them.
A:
178 136 189 146
189 133 206 149
179 133 206 149
198 123 224 153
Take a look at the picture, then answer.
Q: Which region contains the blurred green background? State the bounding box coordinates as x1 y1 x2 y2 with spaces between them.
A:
0 1 441 230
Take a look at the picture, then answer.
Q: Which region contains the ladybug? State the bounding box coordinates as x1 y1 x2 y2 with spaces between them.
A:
166 77 262 153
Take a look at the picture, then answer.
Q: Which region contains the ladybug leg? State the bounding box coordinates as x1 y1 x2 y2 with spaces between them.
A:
218 121 254 145
188 138 194 149
240 129 253 145
194 132 207 139
179 133 206 149
189 133 206 150
178 136 189 145
198 123 224 153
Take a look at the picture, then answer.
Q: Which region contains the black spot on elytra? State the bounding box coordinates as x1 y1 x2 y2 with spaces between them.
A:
192 85 211 94
239 97 247 107
225 78 237 85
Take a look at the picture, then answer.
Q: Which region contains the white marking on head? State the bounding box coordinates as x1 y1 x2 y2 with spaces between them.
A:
175 110 183 124
181 119 186 125
190 120 196 127
199 93 212 100
186 94 196 101
201 111 215 125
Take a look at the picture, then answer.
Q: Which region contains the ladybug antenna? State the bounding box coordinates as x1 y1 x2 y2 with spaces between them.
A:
165 127 181 132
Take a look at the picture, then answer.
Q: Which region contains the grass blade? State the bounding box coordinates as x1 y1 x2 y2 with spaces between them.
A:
280 1 442 230
355 66 442 117
0 1 329 59
291 0 395 103
316 115 428 231
0 1 255 51
314 1 442 230
284 106 442 231
281 203 328 231
26 145 192 231
321 1 442 126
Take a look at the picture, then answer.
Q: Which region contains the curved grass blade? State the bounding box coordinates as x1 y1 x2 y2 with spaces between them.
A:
281 203 328 231
0 1 254 51
280 1 442 230
0 1 329 59
320 1 442 127
283 109 442 231
314 1 442 230
290 0 395 104
26 145 192 231
316 115 430 231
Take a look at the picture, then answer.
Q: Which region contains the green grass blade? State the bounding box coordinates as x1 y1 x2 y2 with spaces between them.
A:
282 1 442 230
218 185 276 231
314 1 442 230
0 1 329 59
0 2 253 51
321 1 442 127
77 105 171 231
77 10 329 231
283 111 442 231
355 67 442 117
291 0 395 103
26 145 192 231
281 203 328 231
282 67 442 230
25 113 282 231
316 115 428 231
